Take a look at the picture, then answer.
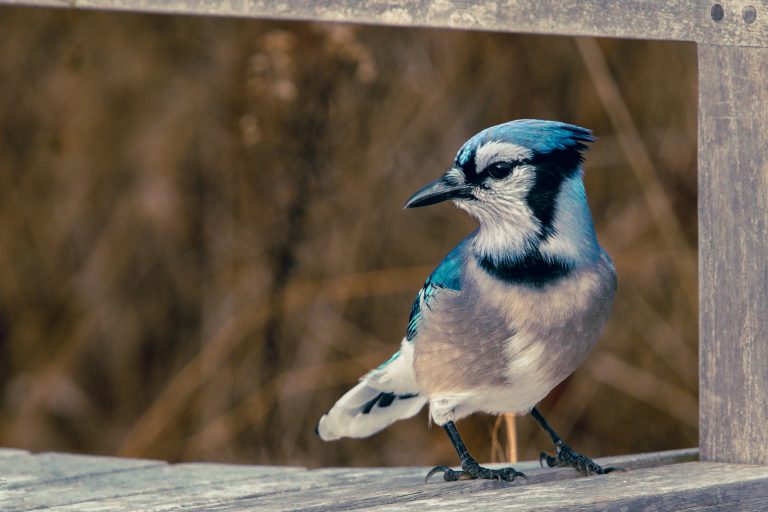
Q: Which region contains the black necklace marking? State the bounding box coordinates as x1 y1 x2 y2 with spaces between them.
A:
526 148 583 241
478 252 573 287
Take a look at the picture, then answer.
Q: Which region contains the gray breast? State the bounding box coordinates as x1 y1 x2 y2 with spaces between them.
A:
412 251 616 397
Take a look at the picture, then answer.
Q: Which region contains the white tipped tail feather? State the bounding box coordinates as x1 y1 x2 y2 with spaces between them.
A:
317 340 426 441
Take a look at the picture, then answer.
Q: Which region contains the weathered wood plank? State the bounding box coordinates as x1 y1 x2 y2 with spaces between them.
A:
0 451 164 491
127 450 697 511
0 450 762 511
698 44 768 465
2 0 768 47
0 461 305 511
0 449 695 511
208 462 768 511
207 451 698 511
372 462 768 512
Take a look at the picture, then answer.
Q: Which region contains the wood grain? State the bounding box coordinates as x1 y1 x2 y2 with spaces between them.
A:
0 0 764 502
698 44 768 465
0 449 702 511
1 0 768 47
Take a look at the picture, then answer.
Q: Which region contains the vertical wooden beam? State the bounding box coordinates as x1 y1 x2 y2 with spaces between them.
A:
699 44 768 464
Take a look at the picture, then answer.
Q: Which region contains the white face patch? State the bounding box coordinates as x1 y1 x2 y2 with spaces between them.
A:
456 164 541 259
474 141 533 173
452 140 600 265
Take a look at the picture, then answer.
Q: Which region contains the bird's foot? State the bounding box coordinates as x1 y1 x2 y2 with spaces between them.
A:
426 458 526 483
539 440 621 475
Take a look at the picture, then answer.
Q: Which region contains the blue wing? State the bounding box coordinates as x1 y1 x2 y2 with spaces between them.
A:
406 236 469 341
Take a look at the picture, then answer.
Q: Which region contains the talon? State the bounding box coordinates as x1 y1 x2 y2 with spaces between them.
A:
425 465 464 482
445 469 462 481
425 465 450 483
538 441 616 476
428 460 524 483
542 453 558 468
430 423 524 484
499 468 526 482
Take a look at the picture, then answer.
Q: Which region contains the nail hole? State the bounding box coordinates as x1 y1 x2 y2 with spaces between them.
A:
711 4 725 22
743 6 757 24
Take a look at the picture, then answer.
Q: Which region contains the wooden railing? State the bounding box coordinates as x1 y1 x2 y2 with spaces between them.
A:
0 1 766 508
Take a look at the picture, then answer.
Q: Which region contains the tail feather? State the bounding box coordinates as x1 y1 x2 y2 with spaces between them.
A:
317 339 426 441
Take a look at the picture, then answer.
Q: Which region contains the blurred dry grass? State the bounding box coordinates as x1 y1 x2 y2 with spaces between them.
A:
0 7 697 468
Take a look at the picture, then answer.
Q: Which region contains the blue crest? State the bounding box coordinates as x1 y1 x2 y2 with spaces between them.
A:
455 119 595 168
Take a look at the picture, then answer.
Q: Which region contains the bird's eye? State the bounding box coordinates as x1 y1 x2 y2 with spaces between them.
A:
486 162 513 180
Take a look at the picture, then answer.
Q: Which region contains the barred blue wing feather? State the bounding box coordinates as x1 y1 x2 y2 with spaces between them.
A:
406 235 469 341
316 237 470 441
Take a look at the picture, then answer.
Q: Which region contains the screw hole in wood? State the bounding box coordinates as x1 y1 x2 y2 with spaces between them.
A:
711 4 725 22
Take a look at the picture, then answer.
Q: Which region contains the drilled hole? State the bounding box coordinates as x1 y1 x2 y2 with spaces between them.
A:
711 4 725 22
743 6 757 24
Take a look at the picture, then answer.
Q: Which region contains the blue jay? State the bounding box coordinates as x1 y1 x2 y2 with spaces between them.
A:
317 120 617 482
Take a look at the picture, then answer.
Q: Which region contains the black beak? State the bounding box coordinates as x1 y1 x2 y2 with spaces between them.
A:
404 173 474 208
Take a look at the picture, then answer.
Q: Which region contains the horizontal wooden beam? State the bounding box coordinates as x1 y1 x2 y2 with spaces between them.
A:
2 0 768 47
2 448 766 510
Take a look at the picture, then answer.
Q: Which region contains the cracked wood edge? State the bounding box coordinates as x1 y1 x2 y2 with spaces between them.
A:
1 0 768 47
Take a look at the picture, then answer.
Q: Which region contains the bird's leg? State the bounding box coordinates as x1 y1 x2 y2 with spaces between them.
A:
426 421 526 483
530 407 619 475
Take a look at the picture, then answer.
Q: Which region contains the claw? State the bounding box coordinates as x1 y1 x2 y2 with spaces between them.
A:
539 451 557 468
539 442 620 476
425 465 466 482
425 465 451 483
429 421 527 484
424 463 525 483
498 467 526 482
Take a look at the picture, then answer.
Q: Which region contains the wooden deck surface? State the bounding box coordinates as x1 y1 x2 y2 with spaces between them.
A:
2 447 768 510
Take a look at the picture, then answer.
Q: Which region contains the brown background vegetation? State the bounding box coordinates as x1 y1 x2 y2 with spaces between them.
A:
0 6 697 468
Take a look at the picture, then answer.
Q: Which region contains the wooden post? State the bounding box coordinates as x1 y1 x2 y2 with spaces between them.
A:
698 44 768 465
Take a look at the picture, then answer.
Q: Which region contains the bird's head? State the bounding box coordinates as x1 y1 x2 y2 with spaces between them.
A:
405 120 600 264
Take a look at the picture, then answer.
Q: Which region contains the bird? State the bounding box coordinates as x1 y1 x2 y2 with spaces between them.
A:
316 119 618 482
